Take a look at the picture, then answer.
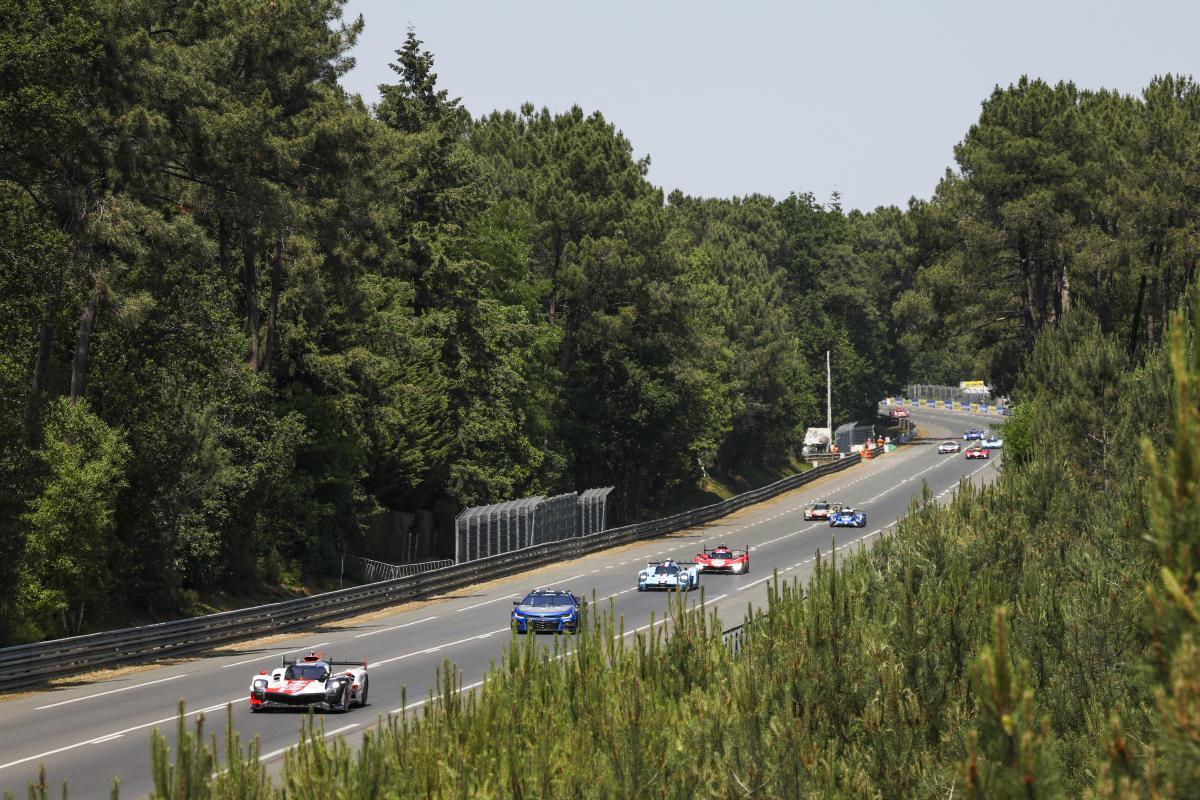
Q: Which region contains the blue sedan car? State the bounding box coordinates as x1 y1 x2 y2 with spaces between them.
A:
511 589 583 634
829 508 867 528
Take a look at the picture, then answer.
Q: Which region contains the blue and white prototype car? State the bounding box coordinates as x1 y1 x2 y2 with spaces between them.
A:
963 429 985 440
511 589 583 633
982 435 1003 448
637 560 700 592
829 507 867 528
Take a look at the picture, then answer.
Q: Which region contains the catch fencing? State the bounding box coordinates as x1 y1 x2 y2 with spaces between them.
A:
834 421 876 454
455 488 614 563
899 384 1011 414
346 556 454 583
0 456 859 689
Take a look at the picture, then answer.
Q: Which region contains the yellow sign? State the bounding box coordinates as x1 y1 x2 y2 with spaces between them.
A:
959 380 986 389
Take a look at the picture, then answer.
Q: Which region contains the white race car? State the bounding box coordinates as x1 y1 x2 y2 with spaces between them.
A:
249 651 368 713
937 441 960 454
803 500 840 521
982 435 1003 448
637 560 700 591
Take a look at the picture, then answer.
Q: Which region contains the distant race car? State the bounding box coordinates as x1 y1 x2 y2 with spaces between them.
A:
693 544 749 574
937 440 961 454
511 589 583 634
803 500 841 521
637 560 700 591
829 507 867 528
890 407 911 418
965 446 990 460
249 651 367 713
963 429 985 440
982 435 1003 448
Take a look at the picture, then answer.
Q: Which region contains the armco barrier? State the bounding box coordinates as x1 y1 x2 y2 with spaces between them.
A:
0 454 862 688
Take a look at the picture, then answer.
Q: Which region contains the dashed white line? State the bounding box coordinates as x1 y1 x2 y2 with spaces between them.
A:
218 642 332 669
258 723 359 763
355 616 438 637
36 673 191 710
371 628 511 667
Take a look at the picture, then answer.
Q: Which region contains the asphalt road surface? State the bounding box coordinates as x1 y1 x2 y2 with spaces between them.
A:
0 406 1004 799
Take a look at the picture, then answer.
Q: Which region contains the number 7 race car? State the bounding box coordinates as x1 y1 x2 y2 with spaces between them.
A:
692 544 749 574
249 651 368 712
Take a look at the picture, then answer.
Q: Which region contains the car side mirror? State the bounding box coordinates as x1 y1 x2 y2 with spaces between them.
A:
512 600 520 605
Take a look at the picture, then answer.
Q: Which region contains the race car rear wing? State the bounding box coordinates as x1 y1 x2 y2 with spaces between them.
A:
281 655 368 668
699 545 748 556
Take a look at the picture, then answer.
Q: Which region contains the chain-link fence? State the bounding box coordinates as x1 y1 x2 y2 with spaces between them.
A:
454 488 614 563
835 421 876 454
903 384 996 406
345 556 454 584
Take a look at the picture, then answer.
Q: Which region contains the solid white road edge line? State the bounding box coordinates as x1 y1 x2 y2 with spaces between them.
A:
0 695 245 772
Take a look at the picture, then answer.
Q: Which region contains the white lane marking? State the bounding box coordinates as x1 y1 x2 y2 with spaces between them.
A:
392 680 486 715
218 641 332 669
258 723 359 764
559 574 585 582
371 628 511 667
355 616 438 638
35 673 190 710
0 695 245 772
89 734 123 744
455 594 522 613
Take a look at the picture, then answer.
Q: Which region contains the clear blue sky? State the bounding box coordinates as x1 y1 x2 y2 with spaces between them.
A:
337 0 1198 212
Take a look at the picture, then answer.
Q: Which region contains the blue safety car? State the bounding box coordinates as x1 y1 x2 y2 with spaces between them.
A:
829 507 867 528
511 589 583 634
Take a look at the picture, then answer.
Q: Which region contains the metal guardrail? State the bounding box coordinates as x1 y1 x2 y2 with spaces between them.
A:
0 454 861 689
347 557 454 583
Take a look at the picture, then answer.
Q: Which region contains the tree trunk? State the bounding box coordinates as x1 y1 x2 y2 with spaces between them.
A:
244 243 259 371
547 230 562 326
1127 274 1146 357
263 235 283 374
217 214 230 275
23 292 57 442
69 288 97 403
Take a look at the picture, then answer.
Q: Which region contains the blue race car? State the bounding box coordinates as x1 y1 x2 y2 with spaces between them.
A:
963 429 985 440
829 507 867 528
511 589 583 634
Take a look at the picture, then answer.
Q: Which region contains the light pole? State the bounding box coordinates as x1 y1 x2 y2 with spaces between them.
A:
826 349 832 443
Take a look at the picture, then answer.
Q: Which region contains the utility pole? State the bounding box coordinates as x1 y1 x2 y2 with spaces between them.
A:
826 349 832 442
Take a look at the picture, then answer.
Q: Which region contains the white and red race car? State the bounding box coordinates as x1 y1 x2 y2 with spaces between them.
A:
249 651 368 712
803 501 841 521
965 446 990 460
693 544 749 574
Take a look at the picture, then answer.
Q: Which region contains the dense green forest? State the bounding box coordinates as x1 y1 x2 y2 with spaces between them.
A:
1 0 1198 647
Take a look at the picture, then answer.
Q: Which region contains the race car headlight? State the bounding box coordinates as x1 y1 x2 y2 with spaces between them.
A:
253 679 268 690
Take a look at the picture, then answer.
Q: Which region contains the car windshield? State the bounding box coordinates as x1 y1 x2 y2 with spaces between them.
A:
522 593 572 607
654 565 679 575
711 551 733 558
942 441 955 446
284 664 327 681
813 503 829 510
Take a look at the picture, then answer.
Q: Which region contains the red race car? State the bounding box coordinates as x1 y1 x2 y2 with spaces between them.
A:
693 544 749 575
890 407 911 418
965 446 990 460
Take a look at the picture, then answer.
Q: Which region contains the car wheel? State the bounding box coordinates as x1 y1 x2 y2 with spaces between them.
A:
358 676 368 707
